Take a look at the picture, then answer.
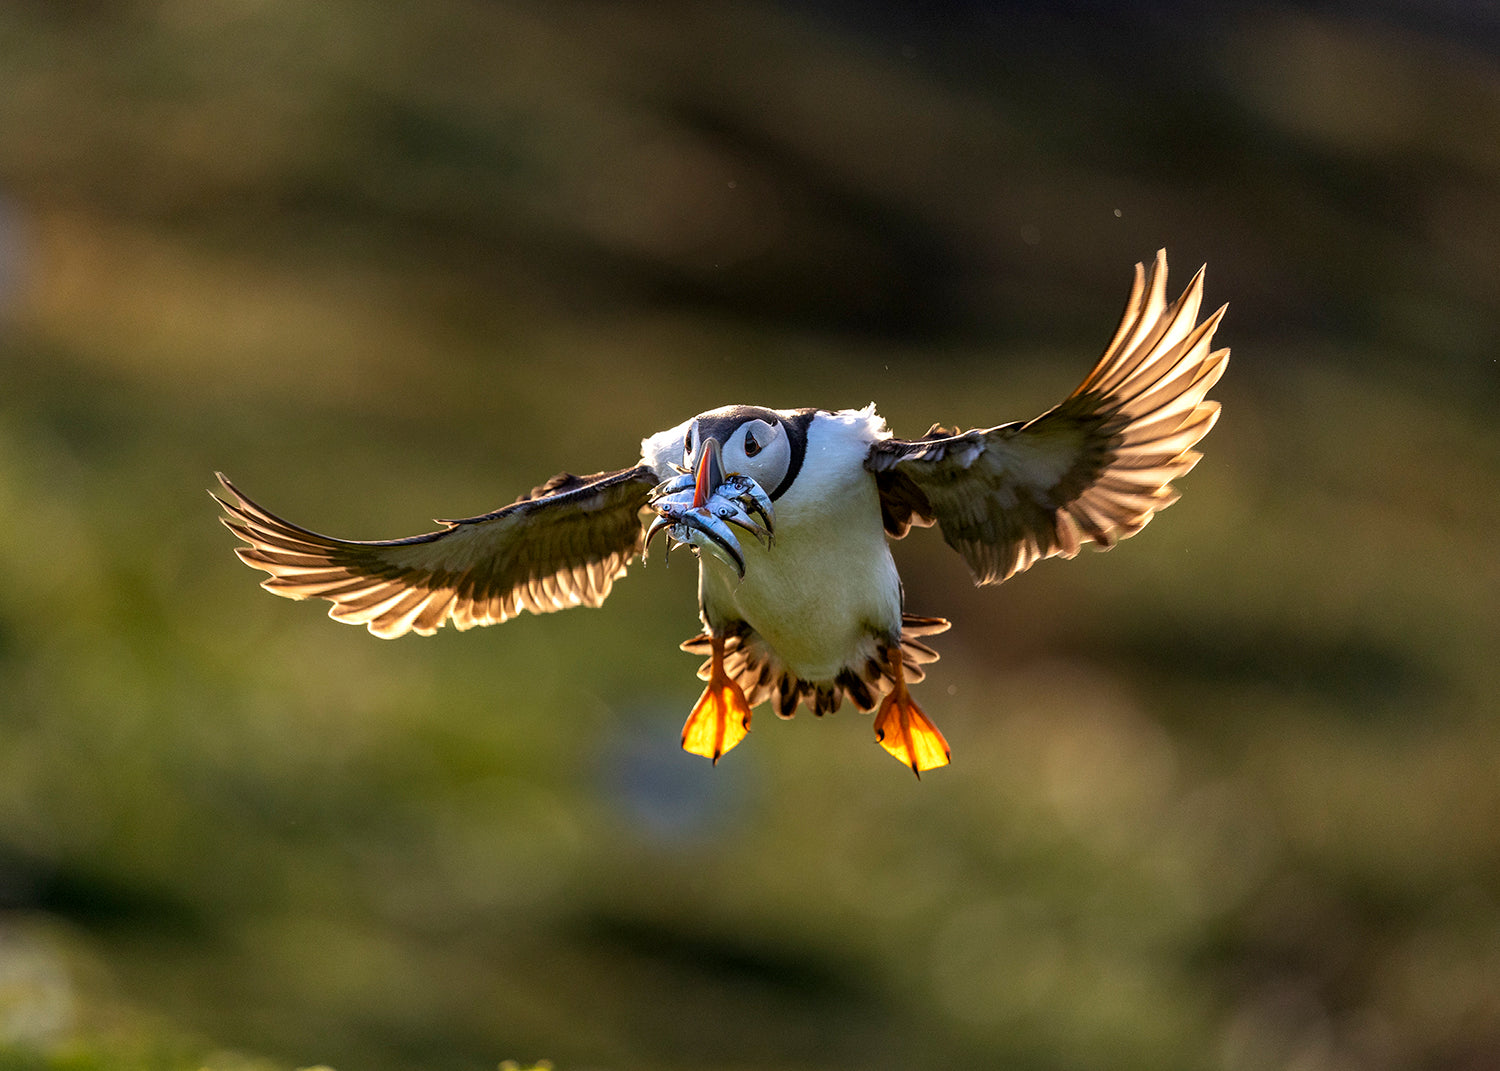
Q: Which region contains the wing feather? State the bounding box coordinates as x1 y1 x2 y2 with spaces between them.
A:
867 250 1227 585
214 466 659 637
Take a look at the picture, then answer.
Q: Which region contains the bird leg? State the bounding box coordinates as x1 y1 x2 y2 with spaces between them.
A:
873 649 951 777
681 633 753 764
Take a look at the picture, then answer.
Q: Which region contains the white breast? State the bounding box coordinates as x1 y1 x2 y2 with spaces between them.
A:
697 407 901 682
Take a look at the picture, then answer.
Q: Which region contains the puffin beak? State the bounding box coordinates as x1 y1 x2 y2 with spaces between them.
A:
691 437 725 509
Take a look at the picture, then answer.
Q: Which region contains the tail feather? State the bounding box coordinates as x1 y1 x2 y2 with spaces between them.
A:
681 613 951 718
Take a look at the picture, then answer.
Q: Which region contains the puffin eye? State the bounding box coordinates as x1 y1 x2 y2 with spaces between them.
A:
744 430 761 457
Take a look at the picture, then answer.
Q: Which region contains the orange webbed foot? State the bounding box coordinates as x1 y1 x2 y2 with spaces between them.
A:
681 635 753 764
873 652 950 777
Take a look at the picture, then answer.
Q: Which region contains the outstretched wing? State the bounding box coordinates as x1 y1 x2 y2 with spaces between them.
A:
214 466 660 638
866 249 1227 585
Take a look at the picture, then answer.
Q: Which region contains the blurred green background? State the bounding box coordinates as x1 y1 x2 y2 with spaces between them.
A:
1 2 1498 1069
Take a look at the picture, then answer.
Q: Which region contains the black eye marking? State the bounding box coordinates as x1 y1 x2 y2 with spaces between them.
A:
684 427 695 458
744 429 761 457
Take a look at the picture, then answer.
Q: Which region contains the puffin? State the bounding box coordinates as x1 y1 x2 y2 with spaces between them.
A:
215 250 1227 775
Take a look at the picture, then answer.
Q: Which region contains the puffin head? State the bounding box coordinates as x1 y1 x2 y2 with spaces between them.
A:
683 406 795 500
646 405 801 577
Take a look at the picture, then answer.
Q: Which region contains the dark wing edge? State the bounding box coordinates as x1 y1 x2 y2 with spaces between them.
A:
867 249 1228 585
212 466 660 638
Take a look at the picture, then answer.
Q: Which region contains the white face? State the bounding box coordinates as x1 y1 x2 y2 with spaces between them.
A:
685 414 792 495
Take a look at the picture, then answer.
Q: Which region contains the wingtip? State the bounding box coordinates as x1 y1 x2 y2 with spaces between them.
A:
1144 251 1213 303
211 472 246 506
1184 262 1207 298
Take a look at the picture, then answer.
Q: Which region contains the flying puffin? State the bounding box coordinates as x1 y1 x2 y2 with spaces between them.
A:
215 250 1227 775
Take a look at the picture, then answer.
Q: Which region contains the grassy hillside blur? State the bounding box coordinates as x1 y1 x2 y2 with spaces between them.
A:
1 2 1498 1070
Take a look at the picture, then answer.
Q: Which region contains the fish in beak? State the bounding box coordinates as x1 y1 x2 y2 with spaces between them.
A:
645 437 775 577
